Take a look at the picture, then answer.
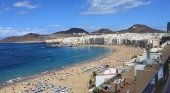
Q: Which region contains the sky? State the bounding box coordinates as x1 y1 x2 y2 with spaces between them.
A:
0 0 170 38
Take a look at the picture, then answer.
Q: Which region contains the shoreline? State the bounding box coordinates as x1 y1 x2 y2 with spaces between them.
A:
0 45 114 88
0 45 143 93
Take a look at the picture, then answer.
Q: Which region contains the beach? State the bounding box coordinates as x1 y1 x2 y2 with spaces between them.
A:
0 45 143 93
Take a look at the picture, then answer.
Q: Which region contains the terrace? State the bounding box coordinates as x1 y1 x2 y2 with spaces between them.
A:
92 66 135 93
92 43 170 93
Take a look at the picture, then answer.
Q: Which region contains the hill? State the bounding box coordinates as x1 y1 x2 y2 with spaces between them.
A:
0 33 48 43
118 24 164 33
53 28 89 34
91 28 113 34
0 24 165 43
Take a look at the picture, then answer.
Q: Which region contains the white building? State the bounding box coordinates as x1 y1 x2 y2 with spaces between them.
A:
45 38 63 43
44 33 168 46
95 68 124 87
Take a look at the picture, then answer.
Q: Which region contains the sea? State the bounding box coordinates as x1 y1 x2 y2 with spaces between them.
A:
0 43 110 84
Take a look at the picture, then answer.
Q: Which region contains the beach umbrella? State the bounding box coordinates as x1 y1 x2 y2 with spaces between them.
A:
104 86 109 90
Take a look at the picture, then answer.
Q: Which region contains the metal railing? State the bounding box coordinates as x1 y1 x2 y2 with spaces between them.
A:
141 66 161 93
141 56 170 93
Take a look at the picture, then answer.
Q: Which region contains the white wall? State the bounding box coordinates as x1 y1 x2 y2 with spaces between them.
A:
95 75 116 87
134 64 145 76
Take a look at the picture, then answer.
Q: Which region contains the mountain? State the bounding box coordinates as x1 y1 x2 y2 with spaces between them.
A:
91 28 113 34
0 24 165 43
118 24 164 33
53 28 89 34
0 33 48 43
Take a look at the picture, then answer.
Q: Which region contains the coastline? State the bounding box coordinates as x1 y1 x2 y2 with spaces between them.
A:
0 45 113 87
0 45 143 93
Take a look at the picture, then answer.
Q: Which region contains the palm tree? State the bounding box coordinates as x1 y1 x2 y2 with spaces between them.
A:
105 64 109 68
92 71 97 78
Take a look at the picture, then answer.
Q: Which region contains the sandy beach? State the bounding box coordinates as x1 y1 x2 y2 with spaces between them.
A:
0 45 143 93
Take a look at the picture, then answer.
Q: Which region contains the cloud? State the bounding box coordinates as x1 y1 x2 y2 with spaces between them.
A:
13 1 39 9
47 25 60 27
0 27 35 38
0 27 17 37
0 27 4 29
81 0 151 15
0 6 10 13
0 25 61 38
18 10 31 14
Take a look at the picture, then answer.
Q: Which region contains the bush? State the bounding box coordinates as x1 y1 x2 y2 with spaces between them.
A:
93 88 99 93
131 55 137 59
105 64 109 68
92 71 97 77
89 79 93 86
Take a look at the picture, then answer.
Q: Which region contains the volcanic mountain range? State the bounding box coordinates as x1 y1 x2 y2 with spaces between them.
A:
0 24 165 43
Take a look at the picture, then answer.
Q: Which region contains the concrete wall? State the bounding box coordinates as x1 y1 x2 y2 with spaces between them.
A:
135 64 159 93
95 75 116 87
144 64 160 70
136 45 170 93
136 70 155 93
134 64 145 76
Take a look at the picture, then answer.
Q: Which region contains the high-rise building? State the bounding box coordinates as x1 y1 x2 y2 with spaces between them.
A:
167 22 170 33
